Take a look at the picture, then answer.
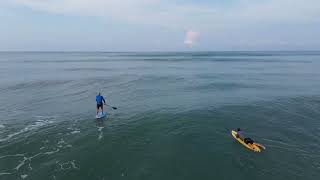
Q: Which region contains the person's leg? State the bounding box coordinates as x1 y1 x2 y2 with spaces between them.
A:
101 104 104 113
96 104 99 115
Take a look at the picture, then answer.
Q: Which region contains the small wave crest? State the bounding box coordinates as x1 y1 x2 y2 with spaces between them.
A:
0 80 72 92
0 118 54 142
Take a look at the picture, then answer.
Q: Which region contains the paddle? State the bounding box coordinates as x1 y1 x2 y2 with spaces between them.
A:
105 104 117 110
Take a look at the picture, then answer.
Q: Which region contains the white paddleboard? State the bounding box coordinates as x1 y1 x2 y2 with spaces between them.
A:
96 112 107 119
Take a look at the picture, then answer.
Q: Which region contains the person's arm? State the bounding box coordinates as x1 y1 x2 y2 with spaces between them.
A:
103 97 106 104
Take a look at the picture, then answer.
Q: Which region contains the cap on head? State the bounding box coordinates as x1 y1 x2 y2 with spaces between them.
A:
237 128 241 131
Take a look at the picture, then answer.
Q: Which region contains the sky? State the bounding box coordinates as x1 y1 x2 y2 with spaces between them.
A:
0 0 319 51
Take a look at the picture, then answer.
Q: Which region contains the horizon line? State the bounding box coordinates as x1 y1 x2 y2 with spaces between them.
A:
1 50 320 53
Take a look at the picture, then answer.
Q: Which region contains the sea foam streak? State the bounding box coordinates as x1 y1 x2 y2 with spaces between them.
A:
0 119 54 142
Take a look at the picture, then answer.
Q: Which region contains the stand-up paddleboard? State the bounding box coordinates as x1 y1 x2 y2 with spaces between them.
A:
231 130 262 152
96 112 107 119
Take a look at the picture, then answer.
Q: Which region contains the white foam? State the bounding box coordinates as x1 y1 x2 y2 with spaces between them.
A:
70 161 78 169
29 153 41 159
98 133 103 140
0 172 12 176
70 130 80 134
28 163 32 170
0 120 54 142
59 160 79 170
15 157 28 170
43 149 60 155
65 144 72 148
98 127 104 140
0 154 24 159
1 147 62 177
67 125 80 135
57 139 65 145
13 149 60 171
0 124 5 128
57 139 66 148
21 174 28 179
57 138 72 149
98 127 104 132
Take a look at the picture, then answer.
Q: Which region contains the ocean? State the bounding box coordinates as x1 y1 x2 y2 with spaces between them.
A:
0 51 320 180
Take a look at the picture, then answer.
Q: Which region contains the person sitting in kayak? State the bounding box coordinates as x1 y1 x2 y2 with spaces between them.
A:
236 128 244 139
235 128 266 150
96 92 106 115
236 128 254 145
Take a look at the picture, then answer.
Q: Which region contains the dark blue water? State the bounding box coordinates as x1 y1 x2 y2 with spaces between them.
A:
0 52 320 180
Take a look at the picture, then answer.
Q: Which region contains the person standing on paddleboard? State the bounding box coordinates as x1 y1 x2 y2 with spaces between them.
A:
96 92 106 115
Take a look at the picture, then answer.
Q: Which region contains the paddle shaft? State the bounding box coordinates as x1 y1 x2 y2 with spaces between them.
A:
105 104 117 110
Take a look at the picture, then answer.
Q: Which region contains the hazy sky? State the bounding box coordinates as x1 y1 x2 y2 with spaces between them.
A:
0 0 319 51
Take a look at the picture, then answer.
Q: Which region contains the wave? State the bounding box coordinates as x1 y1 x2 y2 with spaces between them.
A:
0 80 72 92
3 51 318 63
0 119 54 142
64 67 113 72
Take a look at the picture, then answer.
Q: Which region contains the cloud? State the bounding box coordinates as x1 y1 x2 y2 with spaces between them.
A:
184 30 200 47
10 0 320 30
1 0 320 50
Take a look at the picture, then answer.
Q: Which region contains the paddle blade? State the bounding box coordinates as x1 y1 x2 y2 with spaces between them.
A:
112 107 117 110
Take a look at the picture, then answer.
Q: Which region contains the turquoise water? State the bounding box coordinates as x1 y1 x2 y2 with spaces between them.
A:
0 52 320 180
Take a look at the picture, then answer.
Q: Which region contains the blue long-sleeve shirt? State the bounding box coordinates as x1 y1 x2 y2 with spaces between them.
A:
96 95 106 105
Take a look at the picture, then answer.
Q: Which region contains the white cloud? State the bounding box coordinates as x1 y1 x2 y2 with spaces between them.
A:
184 30 200 47
1 0 320 50
10 0 320 29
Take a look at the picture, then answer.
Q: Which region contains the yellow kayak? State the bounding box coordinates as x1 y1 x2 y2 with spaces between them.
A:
231 130 262 152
